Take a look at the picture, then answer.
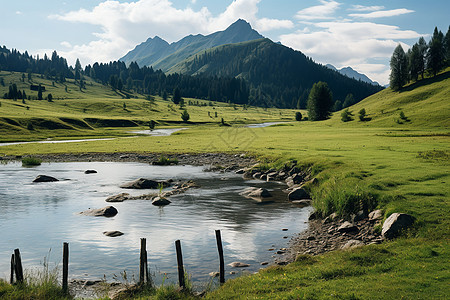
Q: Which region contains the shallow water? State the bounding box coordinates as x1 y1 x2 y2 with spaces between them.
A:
0 162 310 285
244 122 285 128
129 128 187 136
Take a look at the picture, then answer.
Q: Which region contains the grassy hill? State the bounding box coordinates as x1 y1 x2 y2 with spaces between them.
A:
0 71 298 142
0 69 448 299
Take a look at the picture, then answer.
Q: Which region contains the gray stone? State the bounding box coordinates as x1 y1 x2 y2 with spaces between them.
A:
266 171 279 181
341 239 364 249
209 272 220 277
337 221 358 233
33 175 59 183
369 209 383 221
382 213 415 239
105 193 130 202
353 210 367 222
285 174 304 187
235 168 246 174
253 172 262 179
80 206 118 217
120 178 170 189
240 187 272 199
288 187 309 201
103 231 124 237
84 170 97 174
291 199 312 207
228 262 250 268
152 196 171 206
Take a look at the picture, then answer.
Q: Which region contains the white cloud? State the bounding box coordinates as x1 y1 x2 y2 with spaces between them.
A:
280 22 421 85
348 5 384 12
295 0 341 21
60 41 72 48
16 11 22 15
51 0 292 65
349 8 414 19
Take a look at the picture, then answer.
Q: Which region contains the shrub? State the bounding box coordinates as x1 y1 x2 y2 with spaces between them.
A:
181 110 190 122
295 111 302 121
358 108 366 121
153 155 178 166
341 109 353 122
22 157 42 166
149 120 156 130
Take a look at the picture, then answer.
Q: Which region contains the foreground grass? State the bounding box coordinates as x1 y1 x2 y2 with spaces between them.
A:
0 71 449 299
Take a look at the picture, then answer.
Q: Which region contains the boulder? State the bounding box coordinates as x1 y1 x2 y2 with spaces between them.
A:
120 178 170 189
252 172 262 179
341 239 364 250
80 206 118 217
103 231 124 237
288 187 309 201
369 209 383 221
266 172 279 181
235 168 246 174
337 221 358 233
323 212 338 224
209 272 220 277
84 170 97 174
382 213 415 239
352 210 367 222
291 199 312 207
105 193 130 203
285 174 303 187
228 262 250 268
240 187 272 199
152 196 171 206
33 175 59 183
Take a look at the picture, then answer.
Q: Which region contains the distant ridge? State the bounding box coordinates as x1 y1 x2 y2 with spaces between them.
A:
326 64 378 85
120 19 264 71
168 38 383 108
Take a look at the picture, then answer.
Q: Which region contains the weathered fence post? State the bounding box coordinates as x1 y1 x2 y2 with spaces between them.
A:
13 249 24 284
10 254 14 284
215 230 225 284
62 242 69 294
139 238 146 284
175 240 185 289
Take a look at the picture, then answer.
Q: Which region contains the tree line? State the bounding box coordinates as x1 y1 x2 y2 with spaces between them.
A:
0 46 249 105
390 26 450 90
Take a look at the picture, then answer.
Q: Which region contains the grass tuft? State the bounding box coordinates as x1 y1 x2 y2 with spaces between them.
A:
21 157 42 166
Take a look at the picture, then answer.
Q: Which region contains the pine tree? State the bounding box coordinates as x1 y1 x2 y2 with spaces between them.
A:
443 26 450 64
417 37 428 79
306 81 333 121
172 87 181 104
427 27 445 76
408 43 422 81
390 44 408 90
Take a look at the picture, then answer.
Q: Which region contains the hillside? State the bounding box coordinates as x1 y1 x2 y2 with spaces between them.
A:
329 68 450 128
120 19 263 71
168 38 383 108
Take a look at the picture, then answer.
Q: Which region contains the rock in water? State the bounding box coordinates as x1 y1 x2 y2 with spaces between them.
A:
288 187 309 201
228 262 250 268
80 206 118 217
382 213 415 239
120 178 170 189
33 175 59 182
152 196 171 206
84 170 97 174
103 231 124 237
106 193 130 202
240 187 272 199
209 272 220 277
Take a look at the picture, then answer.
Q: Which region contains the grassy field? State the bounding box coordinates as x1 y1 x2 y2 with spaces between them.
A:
0 69 449 299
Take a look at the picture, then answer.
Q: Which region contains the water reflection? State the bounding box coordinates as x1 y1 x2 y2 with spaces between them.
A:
0 162 310 284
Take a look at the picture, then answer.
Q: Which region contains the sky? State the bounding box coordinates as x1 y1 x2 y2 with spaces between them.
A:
1 0 449 85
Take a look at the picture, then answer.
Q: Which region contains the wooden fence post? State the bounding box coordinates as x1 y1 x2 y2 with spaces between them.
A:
215 230 225 284
175 240 185 289
140 238 150 285
62 242 69 294
10 254 14 284
13 249 24 284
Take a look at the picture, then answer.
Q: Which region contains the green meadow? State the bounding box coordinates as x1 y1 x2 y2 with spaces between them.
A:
0 69 449 299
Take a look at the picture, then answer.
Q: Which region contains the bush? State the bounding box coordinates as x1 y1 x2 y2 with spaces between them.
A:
153 155 178 166
181 110 190 122
22 157 42 166
341 109 353 122
358 108 366 121
295 111 302 121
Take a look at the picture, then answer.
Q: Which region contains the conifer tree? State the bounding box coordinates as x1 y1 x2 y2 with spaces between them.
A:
390 44 408 90
306 81 333 121
427 27 445 76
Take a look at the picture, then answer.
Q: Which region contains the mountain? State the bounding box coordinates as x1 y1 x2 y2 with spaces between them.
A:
120 19 264 71
326 64 378 85
167 38 383 108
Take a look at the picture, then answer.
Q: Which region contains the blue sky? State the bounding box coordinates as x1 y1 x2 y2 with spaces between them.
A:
2 0 449 85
